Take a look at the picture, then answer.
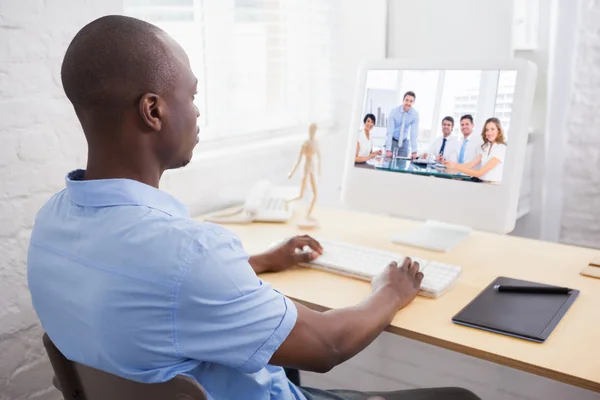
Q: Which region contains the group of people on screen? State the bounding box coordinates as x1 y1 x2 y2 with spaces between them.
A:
424 114 507 183
355 91 508 183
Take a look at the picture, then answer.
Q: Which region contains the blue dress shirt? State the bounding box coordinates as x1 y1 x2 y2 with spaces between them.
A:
27 169 306 400
385 106 420 153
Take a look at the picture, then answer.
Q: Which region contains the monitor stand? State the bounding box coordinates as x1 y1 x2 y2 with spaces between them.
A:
390 220 472 252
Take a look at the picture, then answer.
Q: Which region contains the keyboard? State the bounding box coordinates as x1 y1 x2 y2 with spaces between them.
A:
273 237 461 298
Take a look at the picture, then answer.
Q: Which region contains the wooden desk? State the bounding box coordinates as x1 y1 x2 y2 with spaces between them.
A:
198 205 600 392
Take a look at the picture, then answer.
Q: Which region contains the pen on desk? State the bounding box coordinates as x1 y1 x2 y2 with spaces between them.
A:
493 285 571 294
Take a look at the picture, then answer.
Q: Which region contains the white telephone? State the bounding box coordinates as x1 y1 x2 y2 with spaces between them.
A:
204 180 293 224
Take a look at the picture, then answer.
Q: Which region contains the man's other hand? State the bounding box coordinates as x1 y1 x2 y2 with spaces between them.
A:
371 257 423 310
250 235 323 274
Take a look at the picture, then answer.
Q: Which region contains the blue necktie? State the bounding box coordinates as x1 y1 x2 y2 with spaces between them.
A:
439 138 447 155
458 139 468 164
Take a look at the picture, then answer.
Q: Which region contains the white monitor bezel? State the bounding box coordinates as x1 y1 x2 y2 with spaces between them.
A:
340 58 537 234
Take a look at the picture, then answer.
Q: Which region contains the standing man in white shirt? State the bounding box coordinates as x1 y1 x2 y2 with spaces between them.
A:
385 91 420 159
421 117 458 162
453 114 483 165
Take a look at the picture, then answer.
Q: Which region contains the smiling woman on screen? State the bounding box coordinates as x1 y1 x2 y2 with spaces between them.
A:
355 113 382 163
444 117 507 183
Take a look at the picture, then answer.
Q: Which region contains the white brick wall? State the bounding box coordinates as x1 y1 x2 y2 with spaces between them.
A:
560 0 600 248
0 1 121 399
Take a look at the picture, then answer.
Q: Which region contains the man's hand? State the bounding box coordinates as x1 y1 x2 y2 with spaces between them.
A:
410 152 418 159
249 235 323 274
385 150 392 158
444 159 457 169
371 257 423 310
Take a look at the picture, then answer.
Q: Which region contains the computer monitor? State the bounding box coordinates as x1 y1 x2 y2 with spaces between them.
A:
341 58 537 251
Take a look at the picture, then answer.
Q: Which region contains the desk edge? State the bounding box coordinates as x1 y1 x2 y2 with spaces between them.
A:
290 297 600 393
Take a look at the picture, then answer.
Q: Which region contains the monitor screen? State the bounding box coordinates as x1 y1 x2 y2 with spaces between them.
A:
354 69 517 185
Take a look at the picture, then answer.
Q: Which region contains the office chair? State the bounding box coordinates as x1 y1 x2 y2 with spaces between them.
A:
42 333 208 400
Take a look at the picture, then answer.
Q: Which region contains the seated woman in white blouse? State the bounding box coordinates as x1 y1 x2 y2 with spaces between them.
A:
355 113 382 163
444 117 507 183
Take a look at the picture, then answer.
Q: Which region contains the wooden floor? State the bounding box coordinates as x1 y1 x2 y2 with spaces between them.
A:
300 332 600 400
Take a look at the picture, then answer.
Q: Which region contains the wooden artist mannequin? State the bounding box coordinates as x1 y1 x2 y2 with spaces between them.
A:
287 123 320 228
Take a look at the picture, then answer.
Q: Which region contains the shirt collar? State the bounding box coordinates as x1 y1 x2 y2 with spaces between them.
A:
65 169 190 218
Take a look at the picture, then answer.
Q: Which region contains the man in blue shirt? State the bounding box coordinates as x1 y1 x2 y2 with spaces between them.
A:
385 92 420 159
27 16 480 400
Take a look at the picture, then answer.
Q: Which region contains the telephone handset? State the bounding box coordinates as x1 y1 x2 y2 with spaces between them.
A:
204 180 293 224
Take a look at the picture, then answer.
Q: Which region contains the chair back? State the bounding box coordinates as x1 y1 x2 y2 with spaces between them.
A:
42 333 208 400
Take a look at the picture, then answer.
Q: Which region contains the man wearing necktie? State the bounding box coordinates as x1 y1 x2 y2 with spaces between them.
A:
456 114 482 165
422 116 457 162
385 91 420 159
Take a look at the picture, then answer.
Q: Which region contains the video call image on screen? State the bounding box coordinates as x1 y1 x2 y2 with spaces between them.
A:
354 69 517 184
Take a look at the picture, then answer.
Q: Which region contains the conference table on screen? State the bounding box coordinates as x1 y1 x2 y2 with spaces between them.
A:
355 155 478 181
198 205 600 393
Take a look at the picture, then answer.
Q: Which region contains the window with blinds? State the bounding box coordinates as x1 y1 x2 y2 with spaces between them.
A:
123 0 339 143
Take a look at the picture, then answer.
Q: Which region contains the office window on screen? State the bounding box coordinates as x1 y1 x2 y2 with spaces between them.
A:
364 69 517 149
123 0 339 143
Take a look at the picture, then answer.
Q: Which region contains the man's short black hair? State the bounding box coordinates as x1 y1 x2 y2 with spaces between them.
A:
61 15 179 117
442 116 454 126
363 113 376 124
460 114 474 123
403 91 416 100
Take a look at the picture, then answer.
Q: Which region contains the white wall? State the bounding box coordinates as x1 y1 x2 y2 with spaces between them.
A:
387 0 513 59
0 1 121 399
539 0 581 242
558 0 600 248
507 0 553 240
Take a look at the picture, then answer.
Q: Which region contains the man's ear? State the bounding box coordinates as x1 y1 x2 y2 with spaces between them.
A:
139 93 163 131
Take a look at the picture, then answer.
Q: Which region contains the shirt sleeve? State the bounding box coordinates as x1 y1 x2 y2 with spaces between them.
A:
174 223 298 374
491 144 507 163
